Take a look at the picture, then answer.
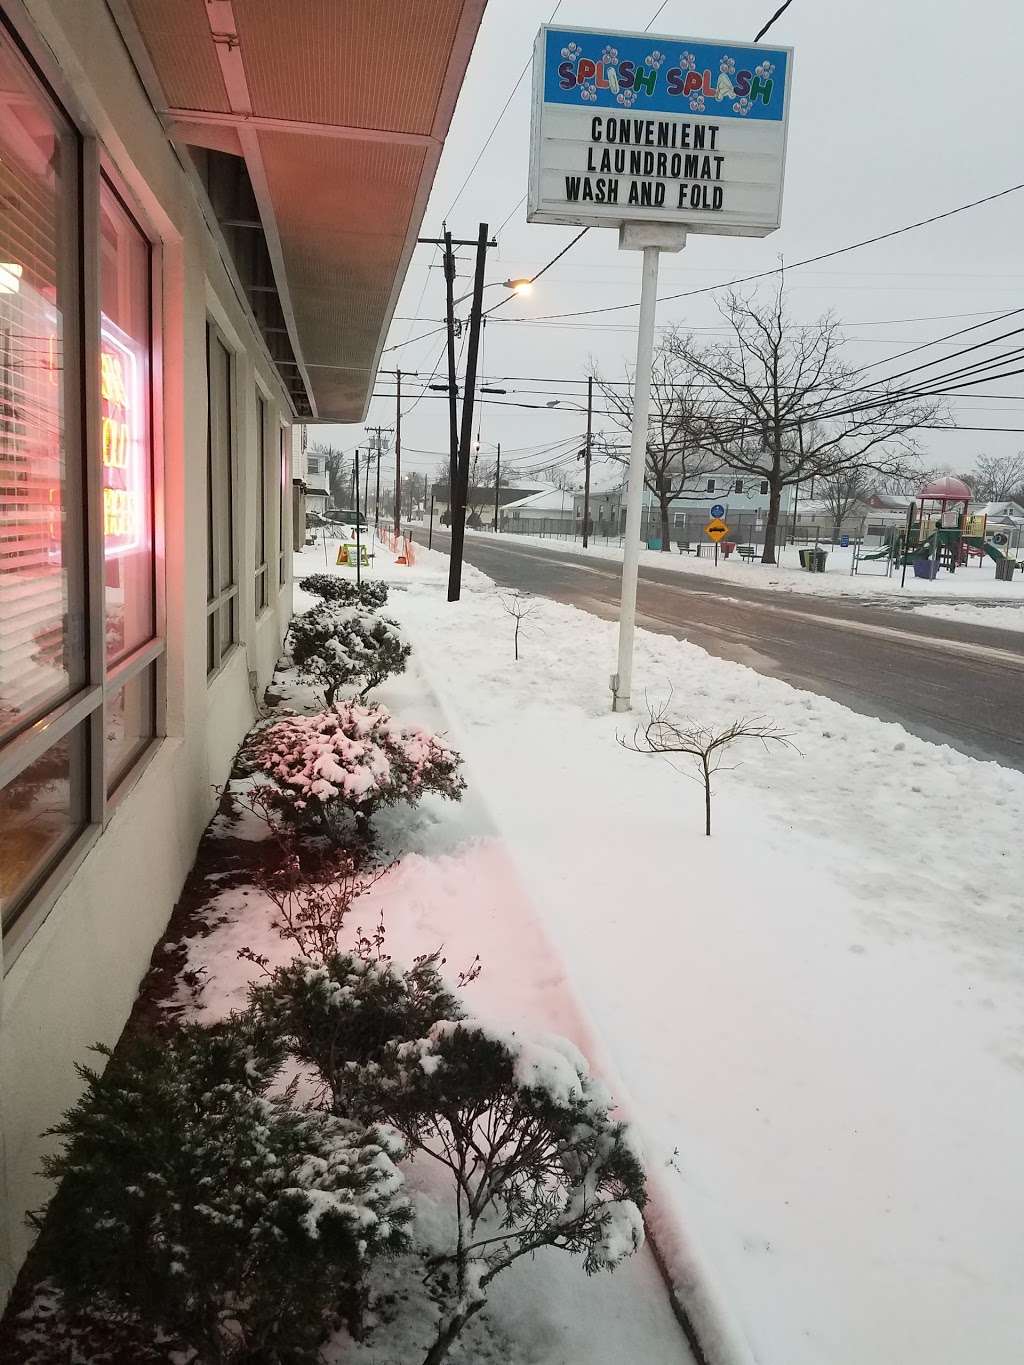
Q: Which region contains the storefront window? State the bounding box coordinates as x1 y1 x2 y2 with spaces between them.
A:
0 21 164 954
105 662 155 793
0 722 89 932
100 178 153 665
0 32 82 742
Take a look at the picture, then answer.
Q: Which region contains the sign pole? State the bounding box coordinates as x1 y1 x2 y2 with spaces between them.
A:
613 229 683 712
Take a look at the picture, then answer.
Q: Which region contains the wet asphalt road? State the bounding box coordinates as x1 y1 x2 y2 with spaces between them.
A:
423 529 1024 770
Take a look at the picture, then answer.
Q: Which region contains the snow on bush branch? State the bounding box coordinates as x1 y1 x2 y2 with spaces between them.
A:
33 1020 411 1362
256 957 647 1365
366 1019 646 1365
289 603 411 705
249 699 465 840
298 572 389 609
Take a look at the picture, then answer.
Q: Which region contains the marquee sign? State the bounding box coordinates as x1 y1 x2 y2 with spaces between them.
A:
528 25 793 235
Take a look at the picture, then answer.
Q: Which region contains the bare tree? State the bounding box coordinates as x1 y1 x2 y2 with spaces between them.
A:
621 697 794 836
818 467 869 541
964 451 1024 503
667 280 939 564
593 348 719 552
498 591 538 660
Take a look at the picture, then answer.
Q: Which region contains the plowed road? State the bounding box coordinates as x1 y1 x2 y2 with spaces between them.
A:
424 529 1024 770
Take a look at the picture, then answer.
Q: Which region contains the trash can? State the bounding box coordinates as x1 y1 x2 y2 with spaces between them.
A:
813 548 827 572
798 548 810 569
995 557 1017 581
913 557 938 579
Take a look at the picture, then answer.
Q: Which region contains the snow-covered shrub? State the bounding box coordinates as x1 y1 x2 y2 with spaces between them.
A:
250 699 465 840
35 1020 410 1363
347 1019 647 1365
289 603 410 703
298 572 389 609
250 952 462 1117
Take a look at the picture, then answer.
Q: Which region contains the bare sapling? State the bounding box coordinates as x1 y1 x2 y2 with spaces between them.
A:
621 696 795 835
498 590 538 661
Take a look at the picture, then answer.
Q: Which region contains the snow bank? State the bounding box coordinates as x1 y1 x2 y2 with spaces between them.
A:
468 527 1024 603
383 554 1024 1365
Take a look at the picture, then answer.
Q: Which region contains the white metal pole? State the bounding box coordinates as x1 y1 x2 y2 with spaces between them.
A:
612 244 661 712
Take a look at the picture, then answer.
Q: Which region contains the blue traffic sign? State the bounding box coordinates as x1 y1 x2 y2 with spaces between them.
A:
710 503 726 518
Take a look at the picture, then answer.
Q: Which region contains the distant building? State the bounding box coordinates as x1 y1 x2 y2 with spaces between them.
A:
499 488 576 533
302 443 332 515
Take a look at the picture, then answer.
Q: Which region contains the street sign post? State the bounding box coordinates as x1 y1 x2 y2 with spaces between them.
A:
528 25 793 710
704 516 730 566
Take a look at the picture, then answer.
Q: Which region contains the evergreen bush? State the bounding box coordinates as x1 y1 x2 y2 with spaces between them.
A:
250 952 462 1118
34 1019 410 1363
289 604 410 704
249 700 465 840
298 573 389 609
369 1020 648 1365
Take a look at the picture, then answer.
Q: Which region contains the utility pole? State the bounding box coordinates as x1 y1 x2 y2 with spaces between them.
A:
582 375 593 549
493 441 501 533
394 369 402 536
353 448 362 589
448 222 493 602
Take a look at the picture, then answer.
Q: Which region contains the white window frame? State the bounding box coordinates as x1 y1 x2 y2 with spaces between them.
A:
253 388 270 616
206 320 238 677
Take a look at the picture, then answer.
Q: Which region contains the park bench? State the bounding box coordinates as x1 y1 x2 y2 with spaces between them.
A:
738 545 757 562
676 541 693 554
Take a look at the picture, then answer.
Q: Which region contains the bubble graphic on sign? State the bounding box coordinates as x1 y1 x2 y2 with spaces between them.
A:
645 49 666 69
689 93 705 112
679 50 696 71
580 81 597 101
755 60 775 78
601 45 619 63
719 54 736 74
560 41 580 59
733 96 752 115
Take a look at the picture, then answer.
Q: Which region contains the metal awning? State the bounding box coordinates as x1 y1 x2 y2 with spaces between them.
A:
115 0 486 420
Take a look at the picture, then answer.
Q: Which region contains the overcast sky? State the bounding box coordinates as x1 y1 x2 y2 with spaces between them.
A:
312 0 1024 492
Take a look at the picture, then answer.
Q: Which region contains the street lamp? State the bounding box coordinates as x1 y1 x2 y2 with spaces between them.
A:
451 277 533 307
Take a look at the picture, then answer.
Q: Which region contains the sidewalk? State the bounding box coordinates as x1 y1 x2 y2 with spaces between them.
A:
377 537 1024 1365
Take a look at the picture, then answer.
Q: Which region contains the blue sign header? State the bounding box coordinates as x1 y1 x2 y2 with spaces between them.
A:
543 27 788 122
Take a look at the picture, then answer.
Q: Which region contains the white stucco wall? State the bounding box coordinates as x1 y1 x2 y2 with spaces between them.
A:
0 0 294 1302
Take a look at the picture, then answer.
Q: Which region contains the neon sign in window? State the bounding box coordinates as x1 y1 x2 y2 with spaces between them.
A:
100 314 145 559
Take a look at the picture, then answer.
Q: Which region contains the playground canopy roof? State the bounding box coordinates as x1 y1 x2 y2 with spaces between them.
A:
918 476 972 503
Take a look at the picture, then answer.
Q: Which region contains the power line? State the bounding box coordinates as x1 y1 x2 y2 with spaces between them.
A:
443 0 564 222
754 0 795 42
507 181 1024 324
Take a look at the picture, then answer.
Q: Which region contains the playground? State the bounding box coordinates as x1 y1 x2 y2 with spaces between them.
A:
851 477 1020 585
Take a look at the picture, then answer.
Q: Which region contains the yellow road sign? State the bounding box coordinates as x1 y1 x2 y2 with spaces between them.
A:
704 518 730 542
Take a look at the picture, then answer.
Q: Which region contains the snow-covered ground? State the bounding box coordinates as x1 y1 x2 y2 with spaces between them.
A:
464 527 1024 604
912 602 1024 633
162 535 695 1365
336 534 1024 1365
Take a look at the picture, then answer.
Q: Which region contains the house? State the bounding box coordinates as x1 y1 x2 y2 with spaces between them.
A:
499 488 577 533
302 439 332 516
0 0 484 1306
431 480 552 529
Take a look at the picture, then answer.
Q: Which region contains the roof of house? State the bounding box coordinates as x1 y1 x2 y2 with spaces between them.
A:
502 489 576 513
